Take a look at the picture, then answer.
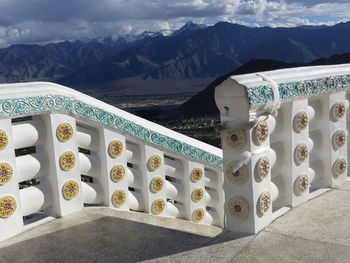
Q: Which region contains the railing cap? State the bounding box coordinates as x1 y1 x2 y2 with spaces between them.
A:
0 82 223 168
215 63 350 116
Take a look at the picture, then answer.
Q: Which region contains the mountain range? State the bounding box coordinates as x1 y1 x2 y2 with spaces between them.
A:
1 21 350 95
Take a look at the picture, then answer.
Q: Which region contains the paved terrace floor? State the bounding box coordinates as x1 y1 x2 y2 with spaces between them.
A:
2 182 350 263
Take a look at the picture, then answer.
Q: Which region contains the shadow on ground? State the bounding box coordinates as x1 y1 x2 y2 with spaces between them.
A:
1 216 249 263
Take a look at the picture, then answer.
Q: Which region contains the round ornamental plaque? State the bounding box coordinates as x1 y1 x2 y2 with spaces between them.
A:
259 192 271 215
333 130 346 149
227 197 248 221
295 144 308 164
191 188 204 202
257 157 270 180
0 196 16 218
296 175 309 194
148 154 161 171
192 208 205 223
224 130 245 150
191 168 203 183
60 151 76 171
256 120 269 144
151 199 166 215
226 163 248 185
0 163 13 185
56 123 73 142
108 140 123 158
334 158 347 177
294 111 308 131
0 129 8 151
112 190 127 207
150 177 164 193
333 102 346 120
110 165 125 183
62 180 79 200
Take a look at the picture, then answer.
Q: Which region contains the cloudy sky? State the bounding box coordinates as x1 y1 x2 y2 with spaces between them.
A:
0 0 349 47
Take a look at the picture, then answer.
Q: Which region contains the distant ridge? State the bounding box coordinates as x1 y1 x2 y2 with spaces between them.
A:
180 53 350 117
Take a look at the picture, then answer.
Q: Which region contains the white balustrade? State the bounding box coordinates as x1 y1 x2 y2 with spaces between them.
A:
215 63 350 234
6 64 350 241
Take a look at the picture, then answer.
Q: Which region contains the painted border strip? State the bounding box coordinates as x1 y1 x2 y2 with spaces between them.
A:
247 74 350 106
0 95 223 168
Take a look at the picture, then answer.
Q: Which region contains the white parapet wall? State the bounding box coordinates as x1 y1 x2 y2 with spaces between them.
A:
215 63 350 234
0 81 224 242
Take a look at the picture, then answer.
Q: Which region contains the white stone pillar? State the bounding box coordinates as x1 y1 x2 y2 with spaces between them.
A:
35 114 83 217
139 145 167 216
222 115 275 233
96 127 129 210
271 99 313 208
182 160 207 224
0 119 23 241
310 92 349 188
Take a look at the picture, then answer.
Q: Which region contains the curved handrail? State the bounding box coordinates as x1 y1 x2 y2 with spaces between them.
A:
0 82 223 168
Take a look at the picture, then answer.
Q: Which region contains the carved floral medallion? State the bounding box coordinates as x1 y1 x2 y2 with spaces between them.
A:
294 111 308 131
148 154 161 171
192 208 205 223
191 168 203 183
224 130 245 150
152 198 165 215
0 163 13 185
108 140 123 158
112 190 127 207
191 188 204 202
256 120 269 144
60 151 76 171
56 123 73 142
62 180 79 200
227 197 248 220
295 144 308 164
110 165 125 183
226 163 247 185
0 196 16 218
150 177 164 193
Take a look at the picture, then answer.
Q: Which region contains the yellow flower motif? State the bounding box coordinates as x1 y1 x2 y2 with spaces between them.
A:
258 157 270 180
259 192 271 215
333 102 345 120
191 188 204 202
0 195 16 218
256 120 269 144
192 208 205 223
0 162 13 185
0 129 8 151
150 177 164 193
296 175 309 193
148 154 161 171
151 198 165 215
227 197 248 221
333 130 346 148
62 180 79 200
334 158 347 177
295 143 308 164
60 151 76 171
108 140 124 158
110 165 125 183
224 130 245 150
56 123 73 142
294 111 308 131
112 190 127 207
191 168 203 183
226 163 247 185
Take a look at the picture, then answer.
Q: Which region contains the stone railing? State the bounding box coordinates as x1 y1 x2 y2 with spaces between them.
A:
215 63 350 233
0 82 224 242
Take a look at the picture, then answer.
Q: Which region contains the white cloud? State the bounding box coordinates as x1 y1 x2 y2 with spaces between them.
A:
0 0 349 47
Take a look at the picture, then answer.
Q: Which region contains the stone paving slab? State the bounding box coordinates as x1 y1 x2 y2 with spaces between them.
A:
265 189 350 247
230 231 350 263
